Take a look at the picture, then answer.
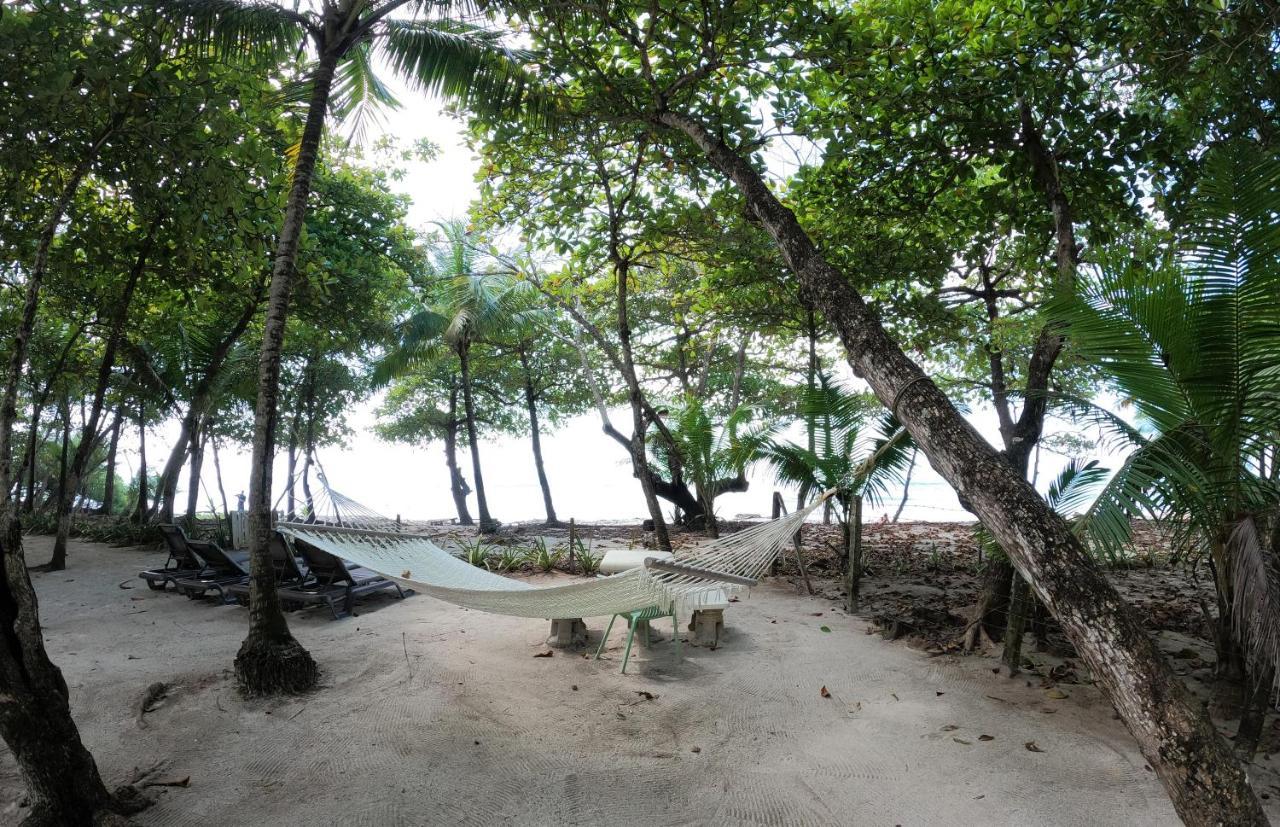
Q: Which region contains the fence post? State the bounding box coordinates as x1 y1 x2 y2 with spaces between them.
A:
568 518 577 574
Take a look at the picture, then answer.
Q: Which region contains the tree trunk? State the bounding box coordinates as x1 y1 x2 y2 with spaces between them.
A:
0 112 144 823
150 297 260 525
210 432 232 536
235 51 340 696
892 448 916 522
443 387 474 525
457 343 497 533
129 405 147 524
99 408 121 515
658 108 1266 824
520 351 558 525
185 420 206 526
285 425 298 520
45 227 152 569
613 258 671 550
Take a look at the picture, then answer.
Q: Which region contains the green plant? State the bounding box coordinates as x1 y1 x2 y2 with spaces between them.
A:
459 538 492 569
577 549 603 576
525 537 563 572
494 546 524 573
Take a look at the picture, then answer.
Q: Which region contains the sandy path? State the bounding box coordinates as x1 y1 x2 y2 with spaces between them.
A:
1 536 1182 826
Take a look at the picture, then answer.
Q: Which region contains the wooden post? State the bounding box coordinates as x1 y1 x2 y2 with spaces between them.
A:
846 495 863 613
568 518 577 574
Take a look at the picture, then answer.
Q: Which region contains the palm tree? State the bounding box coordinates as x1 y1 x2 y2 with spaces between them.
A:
377 221 534 532
763 373 916 561
162 0 544 693
1054 141 1280 754
650 397 777 538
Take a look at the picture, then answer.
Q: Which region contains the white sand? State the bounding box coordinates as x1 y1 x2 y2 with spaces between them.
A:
1 536 1190 825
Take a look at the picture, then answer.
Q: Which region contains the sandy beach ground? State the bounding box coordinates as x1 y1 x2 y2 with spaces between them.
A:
0 533 1250 825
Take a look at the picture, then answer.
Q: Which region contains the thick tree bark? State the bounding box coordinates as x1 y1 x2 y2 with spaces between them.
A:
520 351 559 525
99 408 121 515
657 107 1266 825
457 344 496 532
235 50 341 696
45 227 152 569
443 386 474 525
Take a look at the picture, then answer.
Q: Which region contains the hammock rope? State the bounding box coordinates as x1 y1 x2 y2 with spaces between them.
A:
277 476 830 620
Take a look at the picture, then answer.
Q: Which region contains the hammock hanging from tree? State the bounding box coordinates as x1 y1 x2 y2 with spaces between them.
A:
276 476 827 620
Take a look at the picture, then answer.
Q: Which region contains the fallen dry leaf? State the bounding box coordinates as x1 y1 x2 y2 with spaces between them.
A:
953 737 972 745
940 724 959 731
820 686 831 698
533 651 553 658
1044 688 1069 700
978 734 994 742
1025 741 1045 753
401 570 412 579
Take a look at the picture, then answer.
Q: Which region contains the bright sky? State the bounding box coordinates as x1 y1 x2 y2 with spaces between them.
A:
129 77 1118 527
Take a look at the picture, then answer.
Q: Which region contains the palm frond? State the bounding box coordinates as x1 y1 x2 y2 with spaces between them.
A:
1229 517 1280 694
379 18 550 125
155 0 306 58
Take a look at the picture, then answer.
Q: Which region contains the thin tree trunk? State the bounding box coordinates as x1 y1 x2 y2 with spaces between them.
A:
45 226 152 569
659 108 1266 824
613 258 671 551
892 448 917 523
444 384 473 525
185 419 206 526
520 351 558 525
99 408 121 515
300 448 314 520
235 51 340 696
151 297 259 524
129 405 147 523
285 424 298 520
458 343 497 532
211 431 232 536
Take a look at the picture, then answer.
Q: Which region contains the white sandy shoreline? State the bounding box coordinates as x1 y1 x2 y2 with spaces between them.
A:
1 535 1202 825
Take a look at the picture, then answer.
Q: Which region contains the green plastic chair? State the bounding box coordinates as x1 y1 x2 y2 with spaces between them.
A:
595 604 681 673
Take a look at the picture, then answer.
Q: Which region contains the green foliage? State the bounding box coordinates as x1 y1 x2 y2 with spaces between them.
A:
524 537 563 572
575 547 603 576
459 538 493 569
493 546 525 573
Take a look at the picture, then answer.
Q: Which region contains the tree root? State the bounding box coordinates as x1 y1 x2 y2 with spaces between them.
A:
234 634 318 696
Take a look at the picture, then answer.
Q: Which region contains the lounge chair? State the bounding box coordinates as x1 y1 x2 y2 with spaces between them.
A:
225 532 311 604
277 536 406 620
139 524 223 591
172 538 249 604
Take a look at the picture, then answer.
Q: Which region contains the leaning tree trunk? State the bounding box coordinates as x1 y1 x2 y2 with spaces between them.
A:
129 405 147 524
46 229 151 569
151 298 259 524
0 111 147 823
457 343 497 533
520 352 558 525
235 53 341 696
657 108 1266 825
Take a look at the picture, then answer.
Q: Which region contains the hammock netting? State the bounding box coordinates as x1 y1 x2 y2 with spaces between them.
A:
276 474 825 620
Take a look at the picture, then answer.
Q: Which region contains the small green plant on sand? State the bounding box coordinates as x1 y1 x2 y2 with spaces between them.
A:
494 546 524 573
525 537 564 572
460 538 493 569
577 549 603 576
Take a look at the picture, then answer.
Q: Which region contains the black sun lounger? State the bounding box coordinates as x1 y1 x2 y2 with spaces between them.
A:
276 536 406 620
139 524 210 591
226 532 312 604
173 539 249 604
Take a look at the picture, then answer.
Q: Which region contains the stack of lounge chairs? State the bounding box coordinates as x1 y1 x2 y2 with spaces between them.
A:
139 524 406 620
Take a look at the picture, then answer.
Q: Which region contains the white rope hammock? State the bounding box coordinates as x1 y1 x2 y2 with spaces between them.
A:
277 474 828 620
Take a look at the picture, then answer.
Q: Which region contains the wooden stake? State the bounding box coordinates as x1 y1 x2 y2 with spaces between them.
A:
568 517 577 574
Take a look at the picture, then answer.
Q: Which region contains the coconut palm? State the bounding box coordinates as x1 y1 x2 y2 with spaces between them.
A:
1053 141 1280 752
159 0 545 694
649 397 779 537
763 372 916 560
376 220 536 532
